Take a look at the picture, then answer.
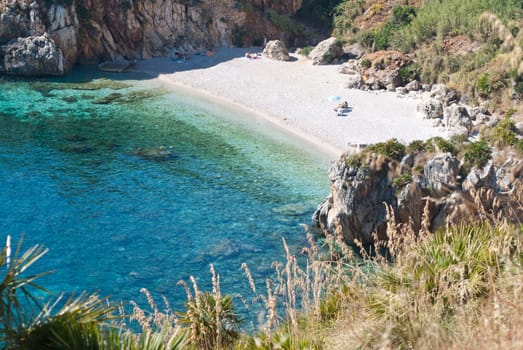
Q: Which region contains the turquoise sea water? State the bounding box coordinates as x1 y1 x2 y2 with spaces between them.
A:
0 68 330 318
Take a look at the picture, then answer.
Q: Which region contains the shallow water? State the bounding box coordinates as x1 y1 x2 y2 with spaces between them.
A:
0 68 330 320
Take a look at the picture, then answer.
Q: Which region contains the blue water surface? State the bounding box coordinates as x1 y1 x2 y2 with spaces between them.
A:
0 68 331 320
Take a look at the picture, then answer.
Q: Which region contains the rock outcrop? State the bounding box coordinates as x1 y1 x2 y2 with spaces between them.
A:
359 50 412 90
262 39 290 61
0 0 305 75
2 34 63 76
308 37 343 65
313 147 523 246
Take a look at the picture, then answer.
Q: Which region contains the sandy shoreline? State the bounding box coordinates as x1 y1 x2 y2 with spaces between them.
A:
134 48 449 160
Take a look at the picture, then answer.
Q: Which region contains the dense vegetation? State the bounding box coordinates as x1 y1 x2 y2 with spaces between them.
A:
332 0 523 114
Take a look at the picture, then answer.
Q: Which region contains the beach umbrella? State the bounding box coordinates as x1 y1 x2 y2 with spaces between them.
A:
328 95 341 102
6 235 10 268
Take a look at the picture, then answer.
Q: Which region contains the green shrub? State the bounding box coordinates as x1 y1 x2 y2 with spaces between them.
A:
360 58 371 69
475 73 491 97
392 173 413 191
406 140 426 155
178 292 242 349
345 153 363 167
368 138 406 161
463 139 492 168
398 63 420 83
300 46 314 57
427 137 458 155
510 69 523 96
333 0 366 36
390 0 523 52
373 22 395 51
265 9 301 33
391 5 417 26
490 115 518 147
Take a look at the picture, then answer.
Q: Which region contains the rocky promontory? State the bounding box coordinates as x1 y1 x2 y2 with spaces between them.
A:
313 138 523 246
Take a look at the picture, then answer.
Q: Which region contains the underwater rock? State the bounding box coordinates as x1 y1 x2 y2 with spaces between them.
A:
61 143 94 154
130 146 177 161
64 134 87 142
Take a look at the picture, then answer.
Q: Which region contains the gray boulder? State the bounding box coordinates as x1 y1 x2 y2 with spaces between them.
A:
417 97 444 119
430 83 447 98
342 42 365 60
338 59 359 74
308 37 343 65
462 161 497 192
423 153 460 195
262 40 290 61
444 104 472 132
312 154 394 245
345 73 363 89
496 158 523 192
2 34 64 76
0 4 29 44
405 80 420 92
515 122 523 136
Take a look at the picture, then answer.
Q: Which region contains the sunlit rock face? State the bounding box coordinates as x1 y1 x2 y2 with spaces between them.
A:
0 0 303 74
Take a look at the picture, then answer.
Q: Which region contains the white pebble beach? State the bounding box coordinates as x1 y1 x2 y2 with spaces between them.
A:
135 47 449 159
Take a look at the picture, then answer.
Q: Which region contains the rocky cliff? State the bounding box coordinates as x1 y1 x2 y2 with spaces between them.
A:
0 0 303 75
313 140 523 246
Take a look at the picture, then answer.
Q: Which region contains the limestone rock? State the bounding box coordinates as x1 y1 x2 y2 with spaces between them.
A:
417 97 444 119
359 50 412 90
405 80 420 91
314 148 523 247
396 86 408 95
2 34 64 76
338 59 359 74
98 58 135 72
308 37 343 65
444 104 471 132
422 153 460 195
47 4 78 71
462 161 496 192
515 122 523 135
313 153 394 244
1 0 308 75
0 3 29 44
430 83 447 98
262 40 290 61
342 42 365 59
496 158 523 192
345 73 363 89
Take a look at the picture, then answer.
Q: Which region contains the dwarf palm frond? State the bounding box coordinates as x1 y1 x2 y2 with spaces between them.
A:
0 235 51 344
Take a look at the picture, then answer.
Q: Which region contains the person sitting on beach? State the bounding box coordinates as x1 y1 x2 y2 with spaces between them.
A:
333 100 349 112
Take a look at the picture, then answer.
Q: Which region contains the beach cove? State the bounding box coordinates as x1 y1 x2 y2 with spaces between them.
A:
0 48 451 316
134 47 450 157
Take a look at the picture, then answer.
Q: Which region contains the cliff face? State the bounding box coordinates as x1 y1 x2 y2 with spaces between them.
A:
313 149 523 246
0 0 302 74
